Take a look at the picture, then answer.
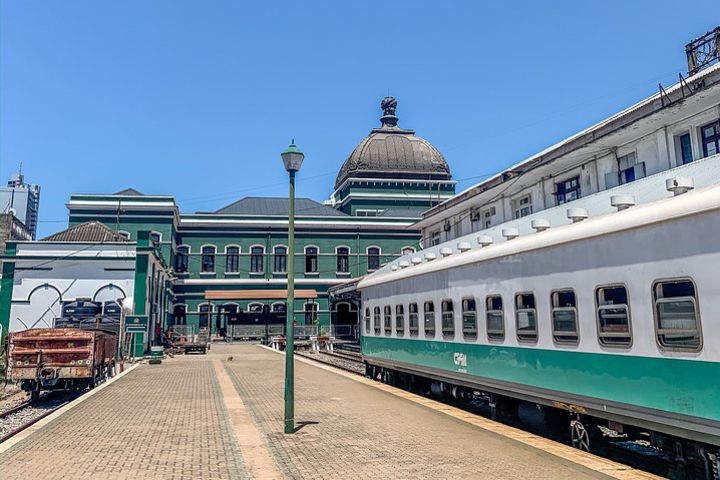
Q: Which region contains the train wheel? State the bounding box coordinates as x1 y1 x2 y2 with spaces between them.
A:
570 418 591 452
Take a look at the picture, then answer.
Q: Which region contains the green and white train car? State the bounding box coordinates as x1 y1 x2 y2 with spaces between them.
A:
358 182 720 475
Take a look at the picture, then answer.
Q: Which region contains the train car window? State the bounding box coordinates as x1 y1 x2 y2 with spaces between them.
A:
653 279 701 351
409 303 419 336
364 308 371 335
424 301 436 338
551 290 579 345
596 285 632 347
515 293 537 342
395 305 405 336
441 300 454 338
384 306 392 334
373 307 381 335
486 296 504 341
462 298 477 340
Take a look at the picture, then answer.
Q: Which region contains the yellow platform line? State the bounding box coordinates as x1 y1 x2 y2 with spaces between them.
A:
213 359 283 480
259 345 664 480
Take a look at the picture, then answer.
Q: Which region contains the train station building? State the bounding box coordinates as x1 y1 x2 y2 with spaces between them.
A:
0 98 456 343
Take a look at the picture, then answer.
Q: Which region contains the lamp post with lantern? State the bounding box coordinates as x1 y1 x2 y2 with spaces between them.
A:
281 140 304 434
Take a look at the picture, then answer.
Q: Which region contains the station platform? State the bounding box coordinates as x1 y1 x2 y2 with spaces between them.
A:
0 344 655 480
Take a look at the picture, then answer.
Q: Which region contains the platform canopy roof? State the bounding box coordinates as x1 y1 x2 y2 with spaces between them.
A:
205 289 318 300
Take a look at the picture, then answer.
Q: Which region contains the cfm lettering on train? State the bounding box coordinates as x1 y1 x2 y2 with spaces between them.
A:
453 352 467 372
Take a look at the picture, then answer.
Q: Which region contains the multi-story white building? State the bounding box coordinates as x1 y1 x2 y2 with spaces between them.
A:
416 60 720 247
0 172 41 239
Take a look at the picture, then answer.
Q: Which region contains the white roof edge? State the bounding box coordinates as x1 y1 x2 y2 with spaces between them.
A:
358 183 720 290
420 62 720 222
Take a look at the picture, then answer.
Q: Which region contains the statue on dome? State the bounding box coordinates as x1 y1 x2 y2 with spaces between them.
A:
381 96 397 117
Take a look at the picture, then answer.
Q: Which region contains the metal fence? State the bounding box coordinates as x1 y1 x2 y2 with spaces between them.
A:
225 324 357 341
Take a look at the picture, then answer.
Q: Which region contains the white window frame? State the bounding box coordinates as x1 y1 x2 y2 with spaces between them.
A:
395 304 405 337
249 244 265 275
408 303 419 337
200 244 217 274
423 301 436 338
513 194 533 219
366 245 381 272
335 245 351 275
486 295 505 341
224 244 241 274
304 245 320 275
273 245 288 274
515 292 537 343
595 284 633 348
461 297 477 339
652 277 702 352
247 302 264 313
383 306 392 334
150 231 163 244
550 289 579 345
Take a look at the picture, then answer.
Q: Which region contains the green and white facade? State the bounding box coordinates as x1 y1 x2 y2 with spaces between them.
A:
0 97 455 342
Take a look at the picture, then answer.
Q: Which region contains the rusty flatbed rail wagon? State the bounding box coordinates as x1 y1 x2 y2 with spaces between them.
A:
6 328 117 400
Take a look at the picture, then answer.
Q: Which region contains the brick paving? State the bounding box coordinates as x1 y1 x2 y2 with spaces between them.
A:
219 344 610 480
0 358 248 480
0 343 613 479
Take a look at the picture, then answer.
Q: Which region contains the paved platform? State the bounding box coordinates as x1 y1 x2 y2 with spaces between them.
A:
0 344 636 479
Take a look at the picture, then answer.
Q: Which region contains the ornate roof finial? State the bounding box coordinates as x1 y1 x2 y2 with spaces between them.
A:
380 96 398 128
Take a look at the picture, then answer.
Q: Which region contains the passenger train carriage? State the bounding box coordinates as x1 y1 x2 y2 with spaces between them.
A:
358 182 720 476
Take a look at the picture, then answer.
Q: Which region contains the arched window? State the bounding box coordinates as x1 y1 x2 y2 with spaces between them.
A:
248 303 264 313
367 246 380 271
118 230 131 240
401 246 416 255
273 246 287 273
226 246 240 273
336 246 350 273
150 231 162 245
199 304 212 328
220 303 238 328
305 302 318 324
175 246 189 273
272 302 287 313
305 246 318 273
201 246 216 273
173 304 187 325
250 246 264 273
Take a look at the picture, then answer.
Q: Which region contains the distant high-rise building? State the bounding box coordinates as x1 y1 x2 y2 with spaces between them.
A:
0 171 41 239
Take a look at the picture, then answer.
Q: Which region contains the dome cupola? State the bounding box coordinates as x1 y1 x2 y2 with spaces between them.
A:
334 97 451 189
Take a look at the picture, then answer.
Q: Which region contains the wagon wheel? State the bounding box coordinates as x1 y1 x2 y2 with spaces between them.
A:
570 419 591 452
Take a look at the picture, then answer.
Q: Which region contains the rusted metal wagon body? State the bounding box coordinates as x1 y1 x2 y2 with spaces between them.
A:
6 328 117 399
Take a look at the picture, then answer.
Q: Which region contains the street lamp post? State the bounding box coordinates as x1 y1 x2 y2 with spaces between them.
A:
281 140 304 434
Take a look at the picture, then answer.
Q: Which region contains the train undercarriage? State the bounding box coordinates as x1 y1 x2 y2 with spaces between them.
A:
366 362 720 480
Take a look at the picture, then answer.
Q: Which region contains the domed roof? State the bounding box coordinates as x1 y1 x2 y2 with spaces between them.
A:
334 97 451 189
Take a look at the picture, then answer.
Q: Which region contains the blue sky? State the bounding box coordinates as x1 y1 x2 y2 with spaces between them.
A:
1 1 717 237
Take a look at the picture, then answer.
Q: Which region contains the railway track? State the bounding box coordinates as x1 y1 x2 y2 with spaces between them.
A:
0 392 74 444
295 349 365 375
